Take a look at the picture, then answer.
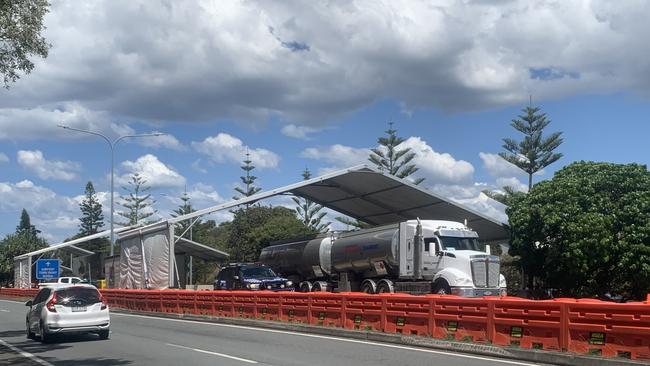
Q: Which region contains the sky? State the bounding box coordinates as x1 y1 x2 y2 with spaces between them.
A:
1 0 650 243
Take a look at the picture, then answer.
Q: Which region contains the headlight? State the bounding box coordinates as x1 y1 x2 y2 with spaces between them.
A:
280 284 285 288
285 281 293 287
247 283 260 290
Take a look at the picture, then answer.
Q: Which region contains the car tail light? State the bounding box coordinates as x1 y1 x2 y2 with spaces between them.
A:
99 293 108 310
46 293 58 312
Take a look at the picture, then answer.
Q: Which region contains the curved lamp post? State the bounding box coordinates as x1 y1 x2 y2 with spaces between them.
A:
58 124 166 257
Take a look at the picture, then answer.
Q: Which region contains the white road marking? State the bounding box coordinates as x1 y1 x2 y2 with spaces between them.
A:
0 339 55 366
0 299 23 303
0 309 9 312
114 313 542 366
166 343 258 364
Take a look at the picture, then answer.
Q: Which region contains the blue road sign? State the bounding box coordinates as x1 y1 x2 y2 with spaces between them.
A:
36 259 61 280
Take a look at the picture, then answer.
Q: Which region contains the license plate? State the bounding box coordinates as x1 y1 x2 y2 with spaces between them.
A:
72 306 86 312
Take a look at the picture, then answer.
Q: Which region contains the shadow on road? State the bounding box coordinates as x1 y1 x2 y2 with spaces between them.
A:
49 358 133 366
0 329 26 338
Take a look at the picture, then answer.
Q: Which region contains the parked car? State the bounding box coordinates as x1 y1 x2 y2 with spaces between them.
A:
213 263 294 291
26 284 110 342
38 277 83 288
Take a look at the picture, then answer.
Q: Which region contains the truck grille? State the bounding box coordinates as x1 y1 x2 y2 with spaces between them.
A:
470 256 500 288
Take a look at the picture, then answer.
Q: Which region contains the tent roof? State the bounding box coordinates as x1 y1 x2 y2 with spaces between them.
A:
170 165 510 242
174 236 230 261
15 225 139 260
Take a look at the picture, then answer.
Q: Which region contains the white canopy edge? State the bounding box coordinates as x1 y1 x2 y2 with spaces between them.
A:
168 164 507 228
15 224 140 260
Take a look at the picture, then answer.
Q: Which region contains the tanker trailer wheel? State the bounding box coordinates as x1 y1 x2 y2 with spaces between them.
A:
299 281 313 292
360 279 377 294
313 281 328 292
432 279 451 295
376 280 394 294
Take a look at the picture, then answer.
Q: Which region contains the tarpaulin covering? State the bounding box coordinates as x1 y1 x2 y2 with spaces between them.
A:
119 223 170 289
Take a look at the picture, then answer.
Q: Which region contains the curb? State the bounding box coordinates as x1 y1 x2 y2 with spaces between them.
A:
112 308 648 366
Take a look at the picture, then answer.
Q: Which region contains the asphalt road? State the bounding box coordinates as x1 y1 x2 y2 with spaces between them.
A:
0 299 550 366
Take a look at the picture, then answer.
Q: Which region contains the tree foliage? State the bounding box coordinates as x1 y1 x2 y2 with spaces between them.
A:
507 161 650 299
0 210 48 285
0 0 50 88
79 181 104 235
500 106 563 190
293 168 329 232
217 206 316 262
234 150 262 200
368 122 424 185
117 173 157 226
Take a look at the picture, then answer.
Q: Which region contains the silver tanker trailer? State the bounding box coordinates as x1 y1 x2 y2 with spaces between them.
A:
259 219 506 297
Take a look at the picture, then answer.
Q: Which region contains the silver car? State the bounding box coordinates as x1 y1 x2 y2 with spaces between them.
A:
26 284 110 342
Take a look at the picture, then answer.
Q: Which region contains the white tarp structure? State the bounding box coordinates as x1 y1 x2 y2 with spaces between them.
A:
13 226 137 288
119 222 172 289
117 222 229 289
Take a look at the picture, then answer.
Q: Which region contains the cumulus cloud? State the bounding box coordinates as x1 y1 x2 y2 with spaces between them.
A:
0 180 80 240
0 153 8 163
117 154 186 188
192 133 280 169
400 137 474 185
479 152 524 178
281 124 321 140
1 1 648 129
17 150 81 181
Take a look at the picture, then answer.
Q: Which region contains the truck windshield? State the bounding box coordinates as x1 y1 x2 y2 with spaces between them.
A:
439 236 481 251
241 266 277 278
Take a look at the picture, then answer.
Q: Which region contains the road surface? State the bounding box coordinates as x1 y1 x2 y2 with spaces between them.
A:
0 299 549 366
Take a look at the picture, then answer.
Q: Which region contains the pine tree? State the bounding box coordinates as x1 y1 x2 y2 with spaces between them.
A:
16 208 39 237
171 189 194 239
233 149 262 200
293 168 329 232
79 181 104 235
117 173 157 226
368 122 424 185
499 105 563 190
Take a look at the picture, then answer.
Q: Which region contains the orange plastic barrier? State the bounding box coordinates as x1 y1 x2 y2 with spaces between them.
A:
431 295 490 343
491 297 563 351
381 294 431 335
342 293 383 331
2 287 650 361
564 299 650 360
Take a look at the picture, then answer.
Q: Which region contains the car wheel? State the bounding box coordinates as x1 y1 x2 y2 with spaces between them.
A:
26 321 35 339
99 329 110 340
39 323 50 343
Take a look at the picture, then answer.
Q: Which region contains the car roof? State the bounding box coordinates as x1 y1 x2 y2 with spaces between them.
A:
50 284 98 291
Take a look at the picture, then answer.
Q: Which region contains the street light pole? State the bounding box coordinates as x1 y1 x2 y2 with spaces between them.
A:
58 125 166 257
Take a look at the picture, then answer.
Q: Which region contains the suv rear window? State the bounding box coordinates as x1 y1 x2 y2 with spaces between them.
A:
55 287 101 304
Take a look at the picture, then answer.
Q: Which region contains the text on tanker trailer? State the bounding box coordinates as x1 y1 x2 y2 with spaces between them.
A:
259 219 506 297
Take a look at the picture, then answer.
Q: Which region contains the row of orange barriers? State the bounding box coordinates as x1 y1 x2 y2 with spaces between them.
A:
2 288 649 360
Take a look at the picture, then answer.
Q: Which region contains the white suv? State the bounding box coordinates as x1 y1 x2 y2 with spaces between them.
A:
26 284 110 342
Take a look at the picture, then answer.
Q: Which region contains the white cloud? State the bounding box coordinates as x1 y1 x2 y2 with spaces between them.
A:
0 180 81 241
281 124 321 140
17 150 81 181
191 159 207 174
0 153 8 163
479 152 524 178
300 144 370 174
192 133 280 169
301 138 474 185
400 137 474 185
2 1 649 129
496 177 528 193
117 154 186 188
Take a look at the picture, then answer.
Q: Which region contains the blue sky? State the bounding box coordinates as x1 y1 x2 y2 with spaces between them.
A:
1 1 650 242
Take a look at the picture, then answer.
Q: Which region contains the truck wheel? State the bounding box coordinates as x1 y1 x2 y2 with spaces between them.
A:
313 281 328 292
360 280 377 294
432 279 451 295
377 280 394 294
299 282 313 292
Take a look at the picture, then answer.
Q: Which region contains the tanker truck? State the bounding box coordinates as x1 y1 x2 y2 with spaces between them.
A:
259 219 506 297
